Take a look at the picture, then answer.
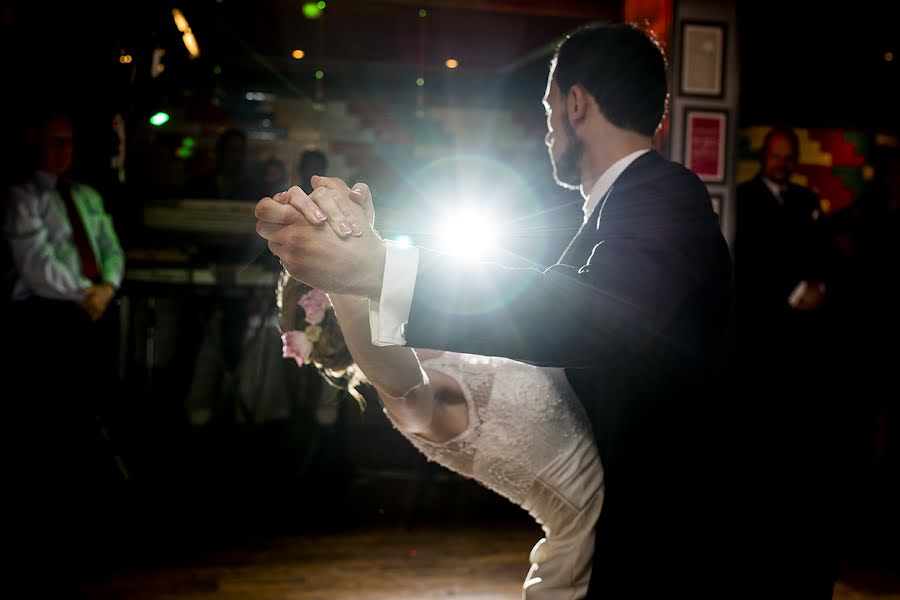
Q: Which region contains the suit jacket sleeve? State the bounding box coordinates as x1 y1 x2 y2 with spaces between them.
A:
405 181 730 368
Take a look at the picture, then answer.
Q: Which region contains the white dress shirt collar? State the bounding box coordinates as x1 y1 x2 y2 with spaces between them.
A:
582 148 650 221
761 176 788 204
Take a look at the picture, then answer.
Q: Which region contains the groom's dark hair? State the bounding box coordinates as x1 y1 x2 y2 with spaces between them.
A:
553 22 668 137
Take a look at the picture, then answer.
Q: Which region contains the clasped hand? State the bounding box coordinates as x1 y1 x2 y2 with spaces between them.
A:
255 175 385 298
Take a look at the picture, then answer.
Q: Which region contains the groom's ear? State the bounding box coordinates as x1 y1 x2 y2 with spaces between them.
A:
566 84 590 127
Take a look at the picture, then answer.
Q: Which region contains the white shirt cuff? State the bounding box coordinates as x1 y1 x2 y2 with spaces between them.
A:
369 240 419 346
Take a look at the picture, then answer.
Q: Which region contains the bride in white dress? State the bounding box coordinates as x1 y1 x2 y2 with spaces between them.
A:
278 275 604 600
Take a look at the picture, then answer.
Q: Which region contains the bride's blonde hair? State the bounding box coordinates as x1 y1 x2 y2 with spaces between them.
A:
276 270 367 408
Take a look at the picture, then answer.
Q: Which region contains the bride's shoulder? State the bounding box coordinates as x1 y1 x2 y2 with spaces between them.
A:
417 352 560 383
461 356 565 388
417 353 514 381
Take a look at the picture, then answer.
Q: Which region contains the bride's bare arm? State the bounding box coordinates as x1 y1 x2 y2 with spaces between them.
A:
329 294 467 442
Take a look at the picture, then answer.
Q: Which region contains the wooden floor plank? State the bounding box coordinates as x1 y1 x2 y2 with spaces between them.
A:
71 523 900 600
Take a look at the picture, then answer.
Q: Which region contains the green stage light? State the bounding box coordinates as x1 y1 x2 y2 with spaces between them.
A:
302 2 322 19
150 112 170 126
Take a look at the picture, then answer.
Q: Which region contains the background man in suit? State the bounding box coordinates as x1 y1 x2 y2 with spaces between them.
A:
297 148 328 195
734 126 841 596
256 23 764 598
735 126 835 325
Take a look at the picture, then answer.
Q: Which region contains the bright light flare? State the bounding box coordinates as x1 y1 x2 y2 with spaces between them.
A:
391 235 413 248
438 210 496 259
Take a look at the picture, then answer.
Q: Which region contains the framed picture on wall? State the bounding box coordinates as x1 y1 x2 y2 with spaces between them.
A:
684 108 728 183
680 21 726 97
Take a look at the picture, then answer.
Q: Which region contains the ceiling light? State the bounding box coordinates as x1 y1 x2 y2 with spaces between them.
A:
182 31 200 58
172 9 189 32
172 9 200 58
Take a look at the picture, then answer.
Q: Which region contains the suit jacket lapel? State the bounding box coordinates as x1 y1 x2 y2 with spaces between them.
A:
557 218 588 266
556 150 657 266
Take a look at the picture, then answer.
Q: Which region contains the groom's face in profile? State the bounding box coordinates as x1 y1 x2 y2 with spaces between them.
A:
543 64 582 190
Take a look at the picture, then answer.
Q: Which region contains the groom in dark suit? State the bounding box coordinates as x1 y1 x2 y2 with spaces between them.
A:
258 23 752 598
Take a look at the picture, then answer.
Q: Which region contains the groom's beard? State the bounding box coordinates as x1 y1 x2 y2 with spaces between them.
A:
551 118 583 190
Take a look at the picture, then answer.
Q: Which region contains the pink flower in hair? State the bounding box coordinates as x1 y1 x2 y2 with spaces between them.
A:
282 330 313 366
298 289 328 325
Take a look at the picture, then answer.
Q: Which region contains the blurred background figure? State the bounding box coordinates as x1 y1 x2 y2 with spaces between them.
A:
735 126 837 323
259 156 289 197
733 125 843 593
185 128 255 201
734 126 840 382
3 108 128 575
4 109 125 406
297 148 328 194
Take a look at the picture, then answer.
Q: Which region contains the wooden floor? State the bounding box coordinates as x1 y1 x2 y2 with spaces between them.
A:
8 468 899 599
9 453 897 599
79 525 536 600
63 523 899 600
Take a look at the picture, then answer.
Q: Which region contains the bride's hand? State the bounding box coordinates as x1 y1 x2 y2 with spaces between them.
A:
273 176 375 237
311 175 375 230
272 184 359 238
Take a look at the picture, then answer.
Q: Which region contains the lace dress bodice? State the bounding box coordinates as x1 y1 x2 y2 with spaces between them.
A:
384 352 605 599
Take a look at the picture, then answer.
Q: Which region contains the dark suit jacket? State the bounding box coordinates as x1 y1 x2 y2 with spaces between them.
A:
730 180 842 597
404 151 736 597
734 174 835 328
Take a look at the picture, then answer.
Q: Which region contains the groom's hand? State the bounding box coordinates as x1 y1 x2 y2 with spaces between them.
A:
256 191 386 298
311 176 375 229
273 176 375 236
275 184 362 238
